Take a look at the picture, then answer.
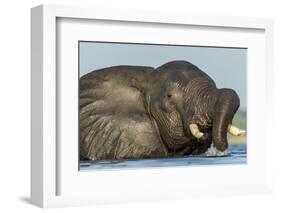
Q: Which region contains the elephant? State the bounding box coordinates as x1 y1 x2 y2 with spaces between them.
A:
79 60 246 161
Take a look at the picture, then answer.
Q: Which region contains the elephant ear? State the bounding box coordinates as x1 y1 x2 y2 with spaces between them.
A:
79 74 118 160
79 69 165 161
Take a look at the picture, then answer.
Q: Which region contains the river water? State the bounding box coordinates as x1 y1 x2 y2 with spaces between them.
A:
80 144 247 171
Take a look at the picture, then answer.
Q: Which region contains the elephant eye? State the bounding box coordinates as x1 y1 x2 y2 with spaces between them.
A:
167 94 172 98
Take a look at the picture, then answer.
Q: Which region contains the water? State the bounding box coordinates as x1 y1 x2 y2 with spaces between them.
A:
80 144 247 171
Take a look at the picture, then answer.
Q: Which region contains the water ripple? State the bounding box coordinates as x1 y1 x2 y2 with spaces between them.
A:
80 144 247 171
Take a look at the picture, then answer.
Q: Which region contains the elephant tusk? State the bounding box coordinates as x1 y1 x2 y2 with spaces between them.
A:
227 124 246 136
189 124 204 139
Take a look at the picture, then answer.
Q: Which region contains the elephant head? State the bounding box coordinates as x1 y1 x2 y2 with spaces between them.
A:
145 61 245 152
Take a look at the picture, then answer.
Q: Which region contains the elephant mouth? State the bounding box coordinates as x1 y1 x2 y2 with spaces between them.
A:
152 105 246 151
188 123 246 139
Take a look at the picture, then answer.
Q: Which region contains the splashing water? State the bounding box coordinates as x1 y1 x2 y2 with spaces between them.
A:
198 144 229 157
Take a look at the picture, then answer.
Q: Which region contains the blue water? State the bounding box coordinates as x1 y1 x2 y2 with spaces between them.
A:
80 144 247 171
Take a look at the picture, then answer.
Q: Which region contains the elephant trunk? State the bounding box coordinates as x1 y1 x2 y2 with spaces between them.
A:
212 89 240 151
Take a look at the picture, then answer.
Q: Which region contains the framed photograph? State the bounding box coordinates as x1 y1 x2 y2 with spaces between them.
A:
31 4 274 208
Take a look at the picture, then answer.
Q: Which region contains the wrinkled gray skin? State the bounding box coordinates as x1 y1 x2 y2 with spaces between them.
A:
80 60 240 161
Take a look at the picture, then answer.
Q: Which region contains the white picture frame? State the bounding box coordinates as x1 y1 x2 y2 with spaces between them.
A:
31 4 274 208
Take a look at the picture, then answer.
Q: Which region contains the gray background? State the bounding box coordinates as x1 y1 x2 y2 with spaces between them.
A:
79 42 247 110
